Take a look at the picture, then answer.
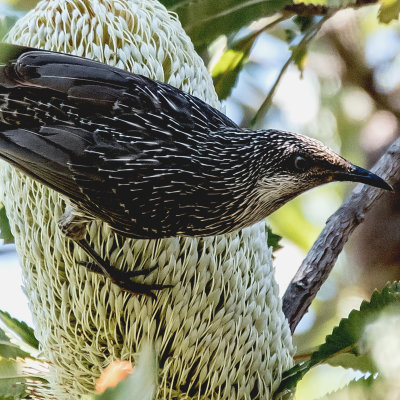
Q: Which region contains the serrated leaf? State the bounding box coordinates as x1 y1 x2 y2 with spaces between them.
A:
0 311 39 350
0 328 30 359
312 374 377 400
0 358 27 399
161 0 292 51
378 0 400 23
0 205 13 244
326 351 377 373
276 282 400 396
211 34 256 100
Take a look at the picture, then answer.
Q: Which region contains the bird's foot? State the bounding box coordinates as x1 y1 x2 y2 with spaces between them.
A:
76 240 172 299
78 260 171 299
80 261 158 278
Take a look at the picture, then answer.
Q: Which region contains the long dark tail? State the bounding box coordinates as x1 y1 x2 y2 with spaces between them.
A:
0 43 94 201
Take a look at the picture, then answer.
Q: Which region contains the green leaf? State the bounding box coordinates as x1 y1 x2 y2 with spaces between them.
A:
268 198 321 250
0 358 27 399
0 328 30 359
0 311 39 350
0 205 13 244
289 43 307 75
251 16 327 126
265 224 282 253
302 0 360 6
1 0 39 11
378 0 400 23
212 15 285 100
161 0 292 51
326 0 358 6
212 34 257 100
276 282 400 396
293 15 314 32
311 374 377 400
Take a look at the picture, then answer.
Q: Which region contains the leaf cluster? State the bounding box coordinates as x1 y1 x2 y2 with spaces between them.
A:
0 311 43 400
276 282 400 398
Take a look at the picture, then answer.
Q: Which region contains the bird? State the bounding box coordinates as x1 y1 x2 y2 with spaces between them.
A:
0 43 392 297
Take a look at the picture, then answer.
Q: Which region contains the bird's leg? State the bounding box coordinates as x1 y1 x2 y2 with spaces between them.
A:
58 205 171 298
81 259 159 278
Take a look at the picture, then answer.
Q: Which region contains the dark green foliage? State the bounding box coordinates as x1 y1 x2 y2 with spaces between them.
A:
0 358 28 400
276 282 400 396
159 0 291 51
0 205 13 244
0 311 39 350
266 225 282 253
0 328 29 359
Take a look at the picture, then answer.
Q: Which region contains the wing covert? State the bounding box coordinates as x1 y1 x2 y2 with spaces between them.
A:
0 43 238 137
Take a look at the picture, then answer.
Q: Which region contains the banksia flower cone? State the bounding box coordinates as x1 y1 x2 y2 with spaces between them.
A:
0 0 294 398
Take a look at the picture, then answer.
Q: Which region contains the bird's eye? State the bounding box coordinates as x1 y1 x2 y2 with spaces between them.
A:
294 156 309 171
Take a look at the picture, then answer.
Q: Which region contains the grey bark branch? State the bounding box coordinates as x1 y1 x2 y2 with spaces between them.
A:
283 0 378 16
282 137 400 333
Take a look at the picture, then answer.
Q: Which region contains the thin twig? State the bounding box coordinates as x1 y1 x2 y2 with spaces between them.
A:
244 14 288 46
251 16 328 127
283 137 400 333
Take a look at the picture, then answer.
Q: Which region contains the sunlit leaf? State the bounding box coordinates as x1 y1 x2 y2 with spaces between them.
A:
277 282 400 395
268 198 321 250
212 34 257 100
0 311 39 350
378 0 400 23
326 0 358 6
1 0 38 11
0 204 13 244
0 358 27 399
0 328 30 359
160 0 292 50
290 43 307 75
305 0 360 6
311 375 377 400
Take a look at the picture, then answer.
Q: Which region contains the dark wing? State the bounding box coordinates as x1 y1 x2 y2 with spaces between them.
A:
0 43 235 132
0 44 238 236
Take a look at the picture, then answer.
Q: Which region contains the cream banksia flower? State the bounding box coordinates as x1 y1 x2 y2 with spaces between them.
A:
0 0 294 398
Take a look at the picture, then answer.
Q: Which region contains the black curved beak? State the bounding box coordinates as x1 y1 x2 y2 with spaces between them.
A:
335 165 393 191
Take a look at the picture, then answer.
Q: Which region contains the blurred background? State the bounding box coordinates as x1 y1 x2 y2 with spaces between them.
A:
0 1 399 398
210 8 400 397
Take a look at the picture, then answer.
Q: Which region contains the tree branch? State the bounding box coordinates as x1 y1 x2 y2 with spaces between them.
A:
283 0 379 16
282 137 400 333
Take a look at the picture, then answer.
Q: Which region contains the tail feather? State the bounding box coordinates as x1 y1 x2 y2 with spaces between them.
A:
0 126 93 201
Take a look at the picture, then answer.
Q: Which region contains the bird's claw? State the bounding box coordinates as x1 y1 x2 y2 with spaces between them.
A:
110 277 172 300
77 259 171 299
77 260 158 277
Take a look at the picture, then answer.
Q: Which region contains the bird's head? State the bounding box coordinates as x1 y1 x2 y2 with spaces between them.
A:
252 129 392 214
